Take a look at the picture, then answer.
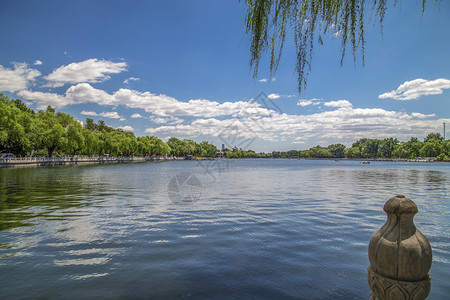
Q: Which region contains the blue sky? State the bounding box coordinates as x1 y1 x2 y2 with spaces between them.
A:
0 0 449 152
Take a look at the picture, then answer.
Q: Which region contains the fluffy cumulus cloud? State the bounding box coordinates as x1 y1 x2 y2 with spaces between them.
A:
80 110 123 119
267 93 281 100
0 63 41 93
79 111 98 116
297 98 321 107
145 103 445 146
34 60 43 65
379 78 450 100
66 83 115 105
62 84 274 118
130 113 143 118
17 90 71 109
44 59 127 87
323 100 352 108
149 116 184 125
18 81 269 118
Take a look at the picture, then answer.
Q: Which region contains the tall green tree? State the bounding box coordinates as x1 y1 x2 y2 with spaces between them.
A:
167 137 184 156
36 107 66 157
378 137 398 158
195 141 218 158
328 143 346 158
65 122 85 156
0 96 31 155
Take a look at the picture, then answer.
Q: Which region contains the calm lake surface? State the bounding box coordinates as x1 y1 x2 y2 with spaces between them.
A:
0 159 449 299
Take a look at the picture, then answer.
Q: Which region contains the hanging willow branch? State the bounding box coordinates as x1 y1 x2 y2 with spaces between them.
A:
241 0 435 94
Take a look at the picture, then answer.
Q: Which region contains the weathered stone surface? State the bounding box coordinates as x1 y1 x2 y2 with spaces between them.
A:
368 266 430 300
368 195 432 299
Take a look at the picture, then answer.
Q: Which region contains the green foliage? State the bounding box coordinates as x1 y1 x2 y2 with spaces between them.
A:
0 93 217 158
328 143 346 158
420 138 444 158
424 132 444 142
435 153 448 162
242 0 435 93
195 141 218 158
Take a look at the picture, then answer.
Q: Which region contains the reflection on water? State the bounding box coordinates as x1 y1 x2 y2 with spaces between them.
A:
0 160 449 299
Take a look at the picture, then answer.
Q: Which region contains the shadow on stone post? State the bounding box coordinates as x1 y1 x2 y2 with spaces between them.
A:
368 195 432 300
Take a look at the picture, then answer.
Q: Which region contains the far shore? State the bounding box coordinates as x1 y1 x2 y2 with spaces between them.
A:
2 155 447 169
0 155 185 169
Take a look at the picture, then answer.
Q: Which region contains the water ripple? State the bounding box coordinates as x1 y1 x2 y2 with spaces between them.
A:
0 160 449 299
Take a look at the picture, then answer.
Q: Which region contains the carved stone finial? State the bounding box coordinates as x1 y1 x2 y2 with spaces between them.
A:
368 195 432 299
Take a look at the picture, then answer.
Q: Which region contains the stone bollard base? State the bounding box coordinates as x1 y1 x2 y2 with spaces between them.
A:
368 267 430 300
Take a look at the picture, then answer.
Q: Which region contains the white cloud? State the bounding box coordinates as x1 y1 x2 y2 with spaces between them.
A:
0 63 41 93
17 90 71 109
267 93 281 100
80 110 123 119
17 83 269 117
323 100 353 108
130 113 143 118
34 60 43 65
258 77 276 83
292 137 306 144
100 111 122 119
297 98 322 107
411 112 435 119
297 100 313 107
66 83 115 105
111 88 270 118
123 77 140 84
80 111 98 116
379 78 450 100
149 116 184 125
145 104 447 147
44 59 127 87
118 125 134 131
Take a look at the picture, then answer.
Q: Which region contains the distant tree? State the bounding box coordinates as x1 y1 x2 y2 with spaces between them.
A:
378 137 398 158
195 141 218 157
182 139 197 156
328 143 346 158
37 109 65 157
167 137 184 156
424 132 444 142
65 122 85 156
46 105 55 114
85 118 96 131
420 138 444 158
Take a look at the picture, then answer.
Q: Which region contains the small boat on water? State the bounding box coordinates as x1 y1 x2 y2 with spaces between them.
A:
361 161 370 164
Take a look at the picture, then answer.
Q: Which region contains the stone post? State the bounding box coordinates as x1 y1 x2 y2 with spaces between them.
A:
368 195 432 300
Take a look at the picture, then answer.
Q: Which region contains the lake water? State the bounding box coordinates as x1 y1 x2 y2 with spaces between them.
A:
0 159 449 299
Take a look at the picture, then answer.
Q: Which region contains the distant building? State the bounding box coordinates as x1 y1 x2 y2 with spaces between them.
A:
216 151 226 158
221 144 225 150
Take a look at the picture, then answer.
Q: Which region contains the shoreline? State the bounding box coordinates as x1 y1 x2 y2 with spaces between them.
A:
1 156 446 169
0 155 185 169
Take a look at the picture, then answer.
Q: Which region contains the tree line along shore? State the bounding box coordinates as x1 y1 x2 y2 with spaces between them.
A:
1 93 449 162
